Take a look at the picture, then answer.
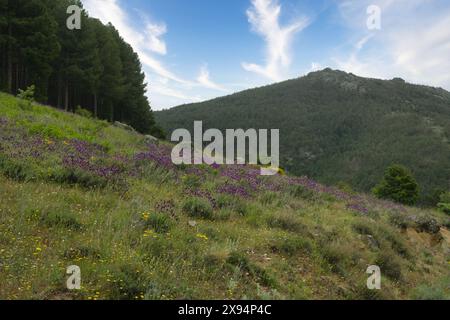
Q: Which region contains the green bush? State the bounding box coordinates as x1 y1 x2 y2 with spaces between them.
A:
0 156 34 181
143 213 172 234
375 251 403 281
50 168 108 189
289 185 316 200
373 164 419 205
266 212 308 233
182 174 202 189
75 106 93 119
39 211 83 231
17 85 35 110
437 192 450 215
271 236 313 256
415 216 440 234
226 251 276 287
182 197 213 219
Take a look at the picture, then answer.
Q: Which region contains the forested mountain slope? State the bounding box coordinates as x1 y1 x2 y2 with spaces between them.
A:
156 69 450 204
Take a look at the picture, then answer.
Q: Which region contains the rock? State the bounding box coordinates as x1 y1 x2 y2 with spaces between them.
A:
365 235 380 250
188 220 197 227
114 121 136 132
144 134 159 144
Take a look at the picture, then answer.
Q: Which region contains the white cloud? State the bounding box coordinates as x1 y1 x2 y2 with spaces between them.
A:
196 65 228 92
242 0 309 81
82 0 227 109
145 22 167 55
334 0 450 89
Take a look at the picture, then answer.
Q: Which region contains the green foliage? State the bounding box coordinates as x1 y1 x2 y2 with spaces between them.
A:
266 212 307 233
182 197 214 219
17 85 36 110
271 236 313 256
17 85 35 102
437 192 450 214
143 213 173 234
375 251 403 281
373 164 419 205
75 106 93 119
1 0 159 134
39 211 83 231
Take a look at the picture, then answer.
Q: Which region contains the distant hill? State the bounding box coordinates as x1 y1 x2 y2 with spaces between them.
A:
156 69 450 204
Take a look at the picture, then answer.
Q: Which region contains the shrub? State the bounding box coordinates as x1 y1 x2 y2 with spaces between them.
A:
437 192 450 215
50 168 108 189
271 236 313 256
182 197 213 219
226 252 276 287
106 264 147 300
182 174 202 189
320 242 357 275
266 212 308 234
375 251 402 281
75 106 93 118
39 211 83 231
0 156 33 181
143 213 173 234
17 85 35 110
289 185 316 200
372 164 419 205
388 212 412 229
415 216 440 234
352 220 375 236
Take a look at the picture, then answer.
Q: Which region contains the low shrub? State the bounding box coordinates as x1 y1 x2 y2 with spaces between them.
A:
375 251 403 281
0 156 34 181
182 197 214 219
75 106 93 118
226 252 276 287
271 236 313 256
266 212 308 234
39 211 83 231
143 212 173 234
289 185 316 200
415 216 440 234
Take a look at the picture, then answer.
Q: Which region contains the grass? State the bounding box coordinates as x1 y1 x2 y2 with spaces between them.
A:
0 92 449 300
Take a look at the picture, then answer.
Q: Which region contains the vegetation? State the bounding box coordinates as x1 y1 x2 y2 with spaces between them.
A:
156 69 450 205
373 164 419 205
0 93 449 300
0 0 161 135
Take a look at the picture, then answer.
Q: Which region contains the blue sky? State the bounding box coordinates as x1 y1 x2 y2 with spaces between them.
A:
82 0 450 110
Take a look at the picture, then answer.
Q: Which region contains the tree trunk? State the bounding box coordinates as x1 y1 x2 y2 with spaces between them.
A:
93 93 98 117
57 75 62 108
7 23 12 93
64 82 69 111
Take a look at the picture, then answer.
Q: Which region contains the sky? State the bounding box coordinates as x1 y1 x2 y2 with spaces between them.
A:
81 0 450 110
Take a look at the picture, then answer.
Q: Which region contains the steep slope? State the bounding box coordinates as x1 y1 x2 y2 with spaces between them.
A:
155 69 450 204
0 92 449 300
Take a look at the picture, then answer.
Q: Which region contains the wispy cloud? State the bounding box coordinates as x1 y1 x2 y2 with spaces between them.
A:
334 0 450 89
196 65 228 92
82 0 226 109
242 0 310 81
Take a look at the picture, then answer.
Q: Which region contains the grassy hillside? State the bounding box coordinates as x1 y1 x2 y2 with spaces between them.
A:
155 69 450 205
0 92 449 300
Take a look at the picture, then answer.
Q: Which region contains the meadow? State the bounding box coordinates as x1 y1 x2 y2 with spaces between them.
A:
0 92 449 300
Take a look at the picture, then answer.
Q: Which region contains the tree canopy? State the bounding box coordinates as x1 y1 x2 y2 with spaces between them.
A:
0 0 162 136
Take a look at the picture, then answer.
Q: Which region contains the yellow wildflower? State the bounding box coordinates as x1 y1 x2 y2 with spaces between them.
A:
196 233 208 241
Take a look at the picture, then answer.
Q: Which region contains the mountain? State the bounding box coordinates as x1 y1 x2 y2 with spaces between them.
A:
155 69 450 204
1 91 449 299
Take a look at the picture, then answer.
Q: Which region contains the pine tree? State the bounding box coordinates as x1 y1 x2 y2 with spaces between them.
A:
373 165 419 205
